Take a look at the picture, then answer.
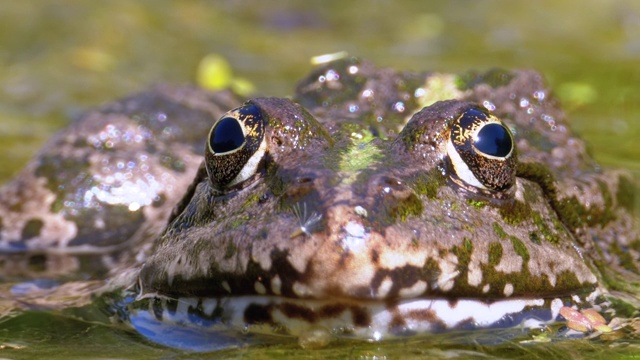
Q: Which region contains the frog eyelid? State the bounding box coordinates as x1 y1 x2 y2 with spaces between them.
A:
227 138 267 187
446 138 488 190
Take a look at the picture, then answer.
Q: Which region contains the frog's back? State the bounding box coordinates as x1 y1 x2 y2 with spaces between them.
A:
0 85 241 278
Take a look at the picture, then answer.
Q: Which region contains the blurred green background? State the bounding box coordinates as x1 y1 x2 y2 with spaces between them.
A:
0 0 638 181
0 1 639 358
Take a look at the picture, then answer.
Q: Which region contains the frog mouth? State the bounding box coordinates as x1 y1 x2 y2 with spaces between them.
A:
126 288 604 350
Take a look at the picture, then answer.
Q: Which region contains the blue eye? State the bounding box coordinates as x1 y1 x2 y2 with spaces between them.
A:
210 117 245 154
474 123 513 158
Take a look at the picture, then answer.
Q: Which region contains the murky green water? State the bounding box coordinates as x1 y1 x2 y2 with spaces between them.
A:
1 1 639 358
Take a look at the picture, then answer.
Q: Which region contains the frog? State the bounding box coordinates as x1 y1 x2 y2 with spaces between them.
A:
0 57 638 350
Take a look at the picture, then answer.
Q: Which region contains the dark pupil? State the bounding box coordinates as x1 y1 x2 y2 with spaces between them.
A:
474 123 512 157
211 117 245 153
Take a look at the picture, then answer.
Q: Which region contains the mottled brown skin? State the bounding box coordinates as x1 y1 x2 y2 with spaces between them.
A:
462 70 640 299
138 60 638 306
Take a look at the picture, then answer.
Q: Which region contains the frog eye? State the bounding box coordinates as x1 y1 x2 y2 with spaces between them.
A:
446 107 517 192
205 103 267 191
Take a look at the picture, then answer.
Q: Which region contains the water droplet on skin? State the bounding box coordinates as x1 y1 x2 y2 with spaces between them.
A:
482 100 496 111
326 69 339 81
533 90 546 101
393 101 405 112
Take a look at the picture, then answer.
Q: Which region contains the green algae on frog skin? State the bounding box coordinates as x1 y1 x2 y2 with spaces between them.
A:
335 132 384 179
407 168 448 200
415 73 467 108
467 199 488 209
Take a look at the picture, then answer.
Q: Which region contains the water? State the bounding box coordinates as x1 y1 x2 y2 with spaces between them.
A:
1 1 639 358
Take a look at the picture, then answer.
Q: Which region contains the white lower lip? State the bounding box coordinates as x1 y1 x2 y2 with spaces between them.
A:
129 290 600 344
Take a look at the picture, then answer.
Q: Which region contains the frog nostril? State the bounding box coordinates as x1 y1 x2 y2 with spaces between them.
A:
296 176 314 184
382 177 400 186
377 177 405 195
272 136 283 147
370 176 423 226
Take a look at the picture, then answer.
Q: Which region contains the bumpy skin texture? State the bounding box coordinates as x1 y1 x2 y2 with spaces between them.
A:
0 86 241 278
463 70 640 297
138 98 596 302
1 58 638 316
138 59 638 305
